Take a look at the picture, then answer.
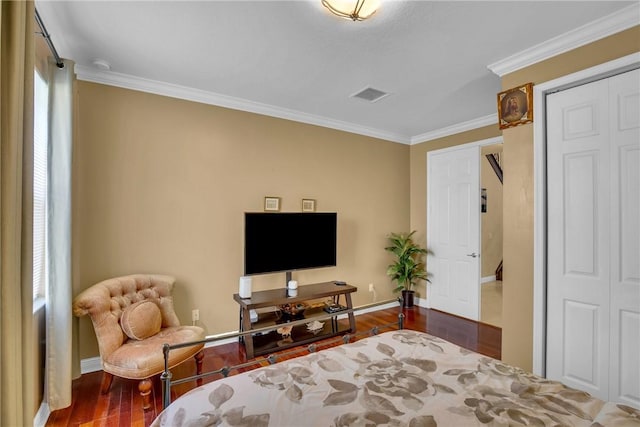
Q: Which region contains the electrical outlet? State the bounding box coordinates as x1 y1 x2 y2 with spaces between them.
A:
192 309 199 322
368 283 374 292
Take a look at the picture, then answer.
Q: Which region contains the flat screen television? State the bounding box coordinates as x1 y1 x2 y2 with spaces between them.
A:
244 212 337 281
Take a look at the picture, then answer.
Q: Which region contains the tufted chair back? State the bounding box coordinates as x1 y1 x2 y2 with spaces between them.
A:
73 274 180 362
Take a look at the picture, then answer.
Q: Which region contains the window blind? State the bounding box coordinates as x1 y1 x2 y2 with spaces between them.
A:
33 70 48 299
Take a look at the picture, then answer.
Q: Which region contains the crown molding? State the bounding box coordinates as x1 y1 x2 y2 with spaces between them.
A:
74 64 497 145
74 65 411 144
488 3 640 77
410 114 497 145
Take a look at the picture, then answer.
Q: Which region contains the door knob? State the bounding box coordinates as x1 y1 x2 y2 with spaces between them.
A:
466 252 479 258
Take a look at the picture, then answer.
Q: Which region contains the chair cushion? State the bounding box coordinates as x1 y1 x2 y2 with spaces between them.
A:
120 300 162 340
103 326 205 379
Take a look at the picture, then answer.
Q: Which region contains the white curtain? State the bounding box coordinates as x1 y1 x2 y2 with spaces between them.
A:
45 58 74 411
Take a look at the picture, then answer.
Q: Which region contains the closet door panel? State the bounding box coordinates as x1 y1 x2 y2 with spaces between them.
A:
546 78 610 400
609 69 640 408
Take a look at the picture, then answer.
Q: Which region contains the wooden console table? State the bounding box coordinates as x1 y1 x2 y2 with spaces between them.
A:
233 282 357 359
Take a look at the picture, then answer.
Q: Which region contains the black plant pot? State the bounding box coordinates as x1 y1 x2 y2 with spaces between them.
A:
401 289 415 308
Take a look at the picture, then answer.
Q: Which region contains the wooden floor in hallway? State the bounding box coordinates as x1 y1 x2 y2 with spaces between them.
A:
481 280 503 327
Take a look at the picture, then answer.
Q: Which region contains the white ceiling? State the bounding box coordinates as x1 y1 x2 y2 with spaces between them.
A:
36 1 638 144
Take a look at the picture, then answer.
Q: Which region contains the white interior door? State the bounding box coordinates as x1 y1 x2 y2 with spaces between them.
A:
546 68 639 404
546 77 610 400
608 69 640 408
427 145 481 320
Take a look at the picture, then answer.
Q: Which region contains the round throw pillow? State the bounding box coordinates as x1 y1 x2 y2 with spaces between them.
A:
120 300 162 340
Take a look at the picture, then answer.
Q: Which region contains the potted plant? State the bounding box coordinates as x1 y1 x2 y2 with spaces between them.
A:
385 231 429 308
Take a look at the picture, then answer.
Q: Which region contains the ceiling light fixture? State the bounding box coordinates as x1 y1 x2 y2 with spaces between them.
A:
321 0 379 21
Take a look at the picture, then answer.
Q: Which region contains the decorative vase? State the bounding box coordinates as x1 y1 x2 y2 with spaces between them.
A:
401 289 415 308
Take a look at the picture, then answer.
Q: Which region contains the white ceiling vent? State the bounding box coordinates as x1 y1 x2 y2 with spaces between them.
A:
351 87 389 103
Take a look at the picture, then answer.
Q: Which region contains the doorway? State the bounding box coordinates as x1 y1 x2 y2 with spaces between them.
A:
480 144 503 328
426 136 503 323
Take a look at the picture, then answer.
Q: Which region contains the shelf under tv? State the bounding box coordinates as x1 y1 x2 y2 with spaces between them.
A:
233 281 357 359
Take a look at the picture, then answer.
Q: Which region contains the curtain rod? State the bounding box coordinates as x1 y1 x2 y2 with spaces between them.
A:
35 8 64 69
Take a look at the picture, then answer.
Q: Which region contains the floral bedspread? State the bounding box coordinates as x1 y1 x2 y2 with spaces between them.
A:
152 330 639 427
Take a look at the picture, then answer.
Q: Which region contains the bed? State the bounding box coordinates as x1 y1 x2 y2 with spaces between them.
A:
151 328 638 426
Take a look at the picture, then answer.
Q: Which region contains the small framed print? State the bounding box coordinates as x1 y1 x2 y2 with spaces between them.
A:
264 196 281 212
302 199 316 212
497 82 533 129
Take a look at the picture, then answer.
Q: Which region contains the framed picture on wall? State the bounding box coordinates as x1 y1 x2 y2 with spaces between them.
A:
264 196 281 212
497 82 533 129
302 199 316 212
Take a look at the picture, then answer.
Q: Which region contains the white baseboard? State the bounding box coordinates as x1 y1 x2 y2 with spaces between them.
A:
79 302 402 373
81 357 102 374
335 300 399 320
33 401 51 427
203 333 240 348
482 275 497 284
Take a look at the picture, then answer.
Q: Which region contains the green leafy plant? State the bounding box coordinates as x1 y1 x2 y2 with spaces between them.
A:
385 231 429 292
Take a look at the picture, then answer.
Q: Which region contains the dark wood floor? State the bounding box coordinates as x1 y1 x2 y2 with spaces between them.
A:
45 306 501 427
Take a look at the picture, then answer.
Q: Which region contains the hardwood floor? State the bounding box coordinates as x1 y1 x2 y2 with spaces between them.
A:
45 306 501 427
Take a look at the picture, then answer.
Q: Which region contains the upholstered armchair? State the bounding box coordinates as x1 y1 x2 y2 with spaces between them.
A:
73 274 205 410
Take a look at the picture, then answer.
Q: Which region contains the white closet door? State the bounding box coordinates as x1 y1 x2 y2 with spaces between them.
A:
546 78 611 400
547 68 640 404
427 145 481 321
608 69 640 408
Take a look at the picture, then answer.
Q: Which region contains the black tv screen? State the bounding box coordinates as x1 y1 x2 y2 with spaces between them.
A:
244 212 337 276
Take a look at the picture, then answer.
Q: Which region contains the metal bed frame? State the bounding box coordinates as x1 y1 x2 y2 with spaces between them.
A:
160 299 405 409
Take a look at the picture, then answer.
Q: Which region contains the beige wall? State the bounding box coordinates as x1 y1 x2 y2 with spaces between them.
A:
500 26 640 371
481 145 503 278
73 82 410 359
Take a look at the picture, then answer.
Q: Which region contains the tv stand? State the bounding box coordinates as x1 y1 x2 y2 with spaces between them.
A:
233 282 357 359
